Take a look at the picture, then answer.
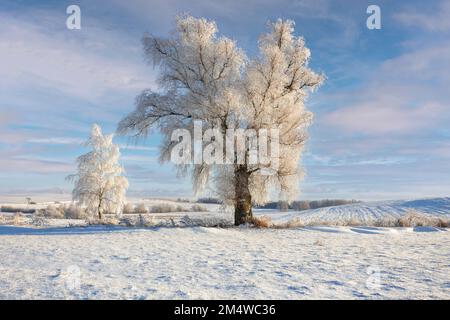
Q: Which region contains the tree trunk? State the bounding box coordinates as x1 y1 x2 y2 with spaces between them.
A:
97 196 103 220
234 166 252 225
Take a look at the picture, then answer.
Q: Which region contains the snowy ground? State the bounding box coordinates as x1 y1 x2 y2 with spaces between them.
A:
1 197 449 299
0 225 449 299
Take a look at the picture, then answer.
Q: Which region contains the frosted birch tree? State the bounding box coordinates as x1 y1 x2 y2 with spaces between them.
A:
67 124 129 219
118 16 323 225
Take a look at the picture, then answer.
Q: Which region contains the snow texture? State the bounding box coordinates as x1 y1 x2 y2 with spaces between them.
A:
256 197 450 225
0 225 449 299
1 197 449 299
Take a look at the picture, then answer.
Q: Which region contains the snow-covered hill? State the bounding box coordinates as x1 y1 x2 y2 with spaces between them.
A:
256 197 450 226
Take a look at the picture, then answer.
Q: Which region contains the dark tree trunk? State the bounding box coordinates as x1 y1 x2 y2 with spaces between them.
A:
234 166 252 225
97 196 103 220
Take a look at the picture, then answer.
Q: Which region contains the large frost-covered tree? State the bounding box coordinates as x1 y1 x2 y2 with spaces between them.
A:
67 124 129 219
118 16 323 225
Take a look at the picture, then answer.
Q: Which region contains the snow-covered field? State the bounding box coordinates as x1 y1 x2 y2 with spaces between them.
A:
0 225 449 299
1 197 449 299
2 197 450 227
257 197 450 226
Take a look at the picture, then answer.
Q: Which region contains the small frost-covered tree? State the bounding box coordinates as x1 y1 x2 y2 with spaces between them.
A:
67 124 129 219
118 16 323 225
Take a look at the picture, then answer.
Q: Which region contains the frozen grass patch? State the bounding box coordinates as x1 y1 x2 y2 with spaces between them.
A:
150 203 184 213
141 203 210 213
63 205 87 219
33 205 87 220
248 216 272 228
0 213 29 226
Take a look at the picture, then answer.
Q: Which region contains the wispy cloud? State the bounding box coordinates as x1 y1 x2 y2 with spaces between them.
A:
321 44 450 135
323 100 445 135
0 157 73 174
28 137 84 145
119 144 158 151
0 10 156 102
395 1 450 32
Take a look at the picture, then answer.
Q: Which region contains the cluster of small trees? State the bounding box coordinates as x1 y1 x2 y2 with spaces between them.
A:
255 199 359 210
292 199 359 210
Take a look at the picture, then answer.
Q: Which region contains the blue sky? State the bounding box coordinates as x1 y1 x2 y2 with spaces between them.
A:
1 0 449 200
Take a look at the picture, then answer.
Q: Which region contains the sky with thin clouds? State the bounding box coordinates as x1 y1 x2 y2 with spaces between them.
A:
0 0 449 200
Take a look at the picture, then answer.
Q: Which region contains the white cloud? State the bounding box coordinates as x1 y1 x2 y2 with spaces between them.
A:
118 144 158 151
0 157 73 174
321 44 450 135
0 11 156 102
28 137 84 145
395 1 450 32
324 101 445 135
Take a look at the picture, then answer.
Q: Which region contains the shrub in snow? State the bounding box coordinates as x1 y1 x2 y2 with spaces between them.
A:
0 215 12 225
37 205 64 219
149 204 167 213
398 210 434 227
150 204 184 213
180 215 194 226
341 217 363 227
135 203 148 213
31 215 47 227
373 217 397 228
67 124 129 219
189 216 232 228
180 215 228 227
190 204 207 212
12 212 27 225
248 216 272 228
118 216 135 227
86 215 120 226
273 217 305 229
394 210 449 228
123 203 135 214
137 214 154 227
436 218 449 228
64 205 87 219
118 215 154 227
